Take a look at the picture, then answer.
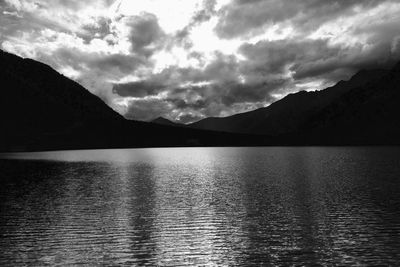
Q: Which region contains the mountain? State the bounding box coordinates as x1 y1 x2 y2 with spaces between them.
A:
0 50 124 133
0 50 270 152
189 69 388 136
151 117 183 127
189 64 400 144
1 49 399 151
300 62 400 144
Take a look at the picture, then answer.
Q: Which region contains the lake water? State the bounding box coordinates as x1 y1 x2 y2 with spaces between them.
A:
0 147 400 266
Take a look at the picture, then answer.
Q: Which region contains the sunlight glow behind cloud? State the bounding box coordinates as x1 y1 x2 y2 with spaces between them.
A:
117 0 199 33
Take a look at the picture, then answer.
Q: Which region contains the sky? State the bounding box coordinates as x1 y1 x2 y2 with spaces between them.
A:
1 0 400 123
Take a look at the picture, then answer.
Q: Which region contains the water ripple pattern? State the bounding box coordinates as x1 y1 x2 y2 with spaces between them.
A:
1 147 400 266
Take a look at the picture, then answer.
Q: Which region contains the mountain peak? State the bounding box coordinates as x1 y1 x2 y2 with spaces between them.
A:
153 116 171 122
152 117 181 127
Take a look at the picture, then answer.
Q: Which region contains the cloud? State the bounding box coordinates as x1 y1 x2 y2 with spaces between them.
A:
236 1 400 83
113 51 286 122
81 16 114 43
215 0 393 39
393 36 400 56
113 81 165 98
174 0 217 48
2 0 400 123
126 12 166 57
124 97 173 121
175 113 204 124
239 39 344 82
123 85 269 123
34 47 147 79
1 0 114 33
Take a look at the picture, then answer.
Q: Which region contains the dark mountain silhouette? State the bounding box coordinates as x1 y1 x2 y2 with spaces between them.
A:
299 62 400 144
189 64 400 144
0 50 124 134
151 117 183 127
1 49 399 151
189 69 388 136
0 50 270 152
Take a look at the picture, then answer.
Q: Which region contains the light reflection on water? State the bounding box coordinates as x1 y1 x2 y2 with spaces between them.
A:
0 147 400 266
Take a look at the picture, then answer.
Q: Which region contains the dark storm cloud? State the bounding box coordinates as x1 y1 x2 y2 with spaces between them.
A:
113 81 165 98
112 65 181 98
176 52 241 84
124 98 172 121
216 0 394 38
239 39 344 82
122 79 276 123
111 52 242 99
118 76 285 123
167 81 281 110
126 12 166 57
215 0 393 39
239 28 400 84
95 53 146 74
220 80 285 106
292 37 400 81
123 82 270 123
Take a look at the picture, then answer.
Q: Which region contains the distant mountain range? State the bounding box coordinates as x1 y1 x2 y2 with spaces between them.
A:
189 69 388 135
188 64 400 144
155 64 400 145
152 117 184 127
1 49 399 151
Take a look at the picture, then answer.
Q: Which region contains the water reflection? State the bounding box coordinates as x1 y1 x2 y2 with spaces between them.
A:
0 147 400 265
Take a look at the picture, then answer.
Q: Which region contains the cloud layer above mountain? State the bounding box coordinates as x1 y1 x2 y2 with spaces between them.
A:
1 0 400 123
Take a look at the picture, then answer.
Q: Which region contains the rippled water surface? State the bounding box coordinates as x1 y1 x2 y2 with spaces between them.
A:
1 147 400 266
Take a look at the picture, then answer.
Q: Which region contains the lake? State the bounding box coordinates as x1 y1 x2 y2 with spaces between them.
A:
0 147 400 266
